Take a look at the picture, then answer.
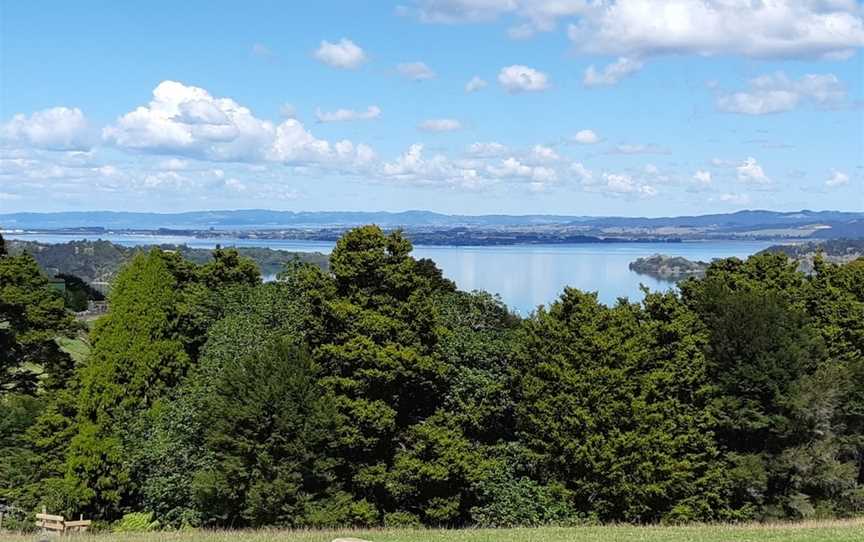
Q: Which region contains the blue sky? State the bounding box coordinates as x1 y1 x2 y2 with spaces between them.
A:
1 0 862 216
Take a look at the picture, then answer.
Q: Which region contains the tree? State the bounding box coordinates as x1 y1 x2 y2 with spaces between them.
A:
516 288 729 522
66 250 191 517
192 340 343 527
198 246 261 290
305 226 457 522
0 250 75 394
679 254 860 518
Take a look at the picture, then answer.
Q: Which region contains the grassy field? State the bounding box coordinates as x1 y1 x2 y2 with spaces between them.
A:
2 520 863 542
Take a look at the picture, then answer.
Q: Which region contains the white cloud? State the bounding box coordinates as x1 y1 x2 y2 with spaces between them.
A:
736 157 771 184
595 172 657 198
718 193 751 205
571 129 600 144
467 141 508 157
567 0 864 60
412 1 864 60
313 39 367 69
2 107 92 151
610 143 669 155
692 169 712 186
315 105 382 123
716 72 848 115
409 0 592 35
570 161 593 183
530 144 560 162
381 143 486 188
498 65 550 93
398 61 436 80
826 170 850 187
487 157 558 184
103 80 375 168
418 118 462 132
583 57 644 87
465 76 488 92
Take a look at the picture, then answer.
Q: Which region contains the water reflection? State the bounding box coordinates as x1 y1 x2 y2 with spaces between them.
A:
8 233 773 314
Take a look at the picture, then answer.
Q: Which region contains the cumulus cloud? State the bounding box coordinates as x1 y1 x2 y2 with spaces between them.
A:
736 157 771 184
571 129 600 144
313 39 367 69
530 144 560 162
487 157 558 184
583 57 643 87
315 105 382 123
692 169 712 186
411 1 864 60
103 80 374 168
498 65 549 93
465 76 488 92
570 161 593 183
381 143 487 189
826 170 850 187
398 61 436 80
571 162 656 198
716 72 848 115
2 107 93 151
567 0 864 60
418 118 462 132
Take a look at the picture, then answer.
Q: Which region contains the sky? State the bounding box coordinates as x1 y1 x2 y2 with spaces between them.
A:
1 0 863 217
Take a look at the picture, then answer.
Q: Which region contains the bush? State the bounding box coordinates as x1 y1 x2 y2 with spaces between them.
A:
112 511 159 532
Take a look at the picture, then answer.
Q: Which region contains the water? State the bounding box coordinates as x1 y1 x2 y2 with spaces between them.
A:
7 233 775 314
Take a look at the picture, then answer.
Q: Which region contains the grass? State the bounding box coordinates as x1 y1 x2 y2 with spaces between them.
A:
57 335 90 364
2 519 863 542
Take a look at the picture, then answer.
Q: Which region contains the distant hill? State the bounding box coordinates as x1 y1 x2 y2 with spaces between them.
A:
7 239 328 284
3 209 862 242
760 239 864 273
3 209 861 231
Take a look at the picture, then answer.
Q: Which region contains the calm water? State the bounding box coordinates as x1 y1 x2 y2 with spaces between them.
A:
7 233 775 314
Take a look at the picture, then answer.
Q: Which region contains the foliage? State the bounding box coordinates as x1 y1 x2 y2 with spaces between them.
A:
0 249 75 394
3 228 863 529
112 511 160 532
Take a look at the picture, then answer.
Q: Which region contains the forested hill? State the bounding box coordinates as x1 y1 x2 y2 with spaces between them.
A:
6 239 327 283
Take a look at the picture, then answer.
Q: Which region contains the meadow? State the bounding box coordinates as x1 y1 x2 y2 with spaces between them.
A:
3 520 864 542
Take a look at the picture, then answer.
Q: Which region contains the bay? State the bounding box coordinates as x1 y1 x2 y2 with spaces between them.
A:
7 233 775 314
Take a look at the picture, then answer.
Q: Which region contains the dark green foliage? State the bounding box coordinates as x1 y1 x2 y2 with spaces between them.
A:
0 250 75 393
516 288 729 523
192 340 341 527
4 228 863 528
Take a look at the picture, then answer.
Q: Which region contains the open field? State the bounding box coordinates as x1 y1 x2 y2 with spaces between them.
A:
3 520 864 542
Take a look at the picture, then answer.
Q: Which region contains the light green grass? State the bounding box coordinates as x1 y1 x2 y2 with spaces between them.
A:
58 335 90 364
2 519 863 542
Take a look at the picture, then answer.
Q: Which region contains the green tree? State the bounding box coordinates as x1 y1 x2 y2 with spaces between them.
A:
192 339 343 527
517 288 728 522
66 250 191 517
0 250 75 393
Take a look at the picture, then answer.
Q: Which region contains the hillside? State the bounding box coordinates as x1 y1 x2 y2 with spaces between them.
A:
6 239 328 284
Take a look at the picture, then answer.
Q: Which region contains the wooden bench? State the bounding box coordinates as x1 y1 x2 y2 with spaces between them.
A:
36 508 92 535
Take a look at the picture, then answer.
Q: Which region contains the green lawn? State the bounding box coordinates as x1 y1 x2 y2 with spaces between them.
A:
2 520 863 542
58 335 90 364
